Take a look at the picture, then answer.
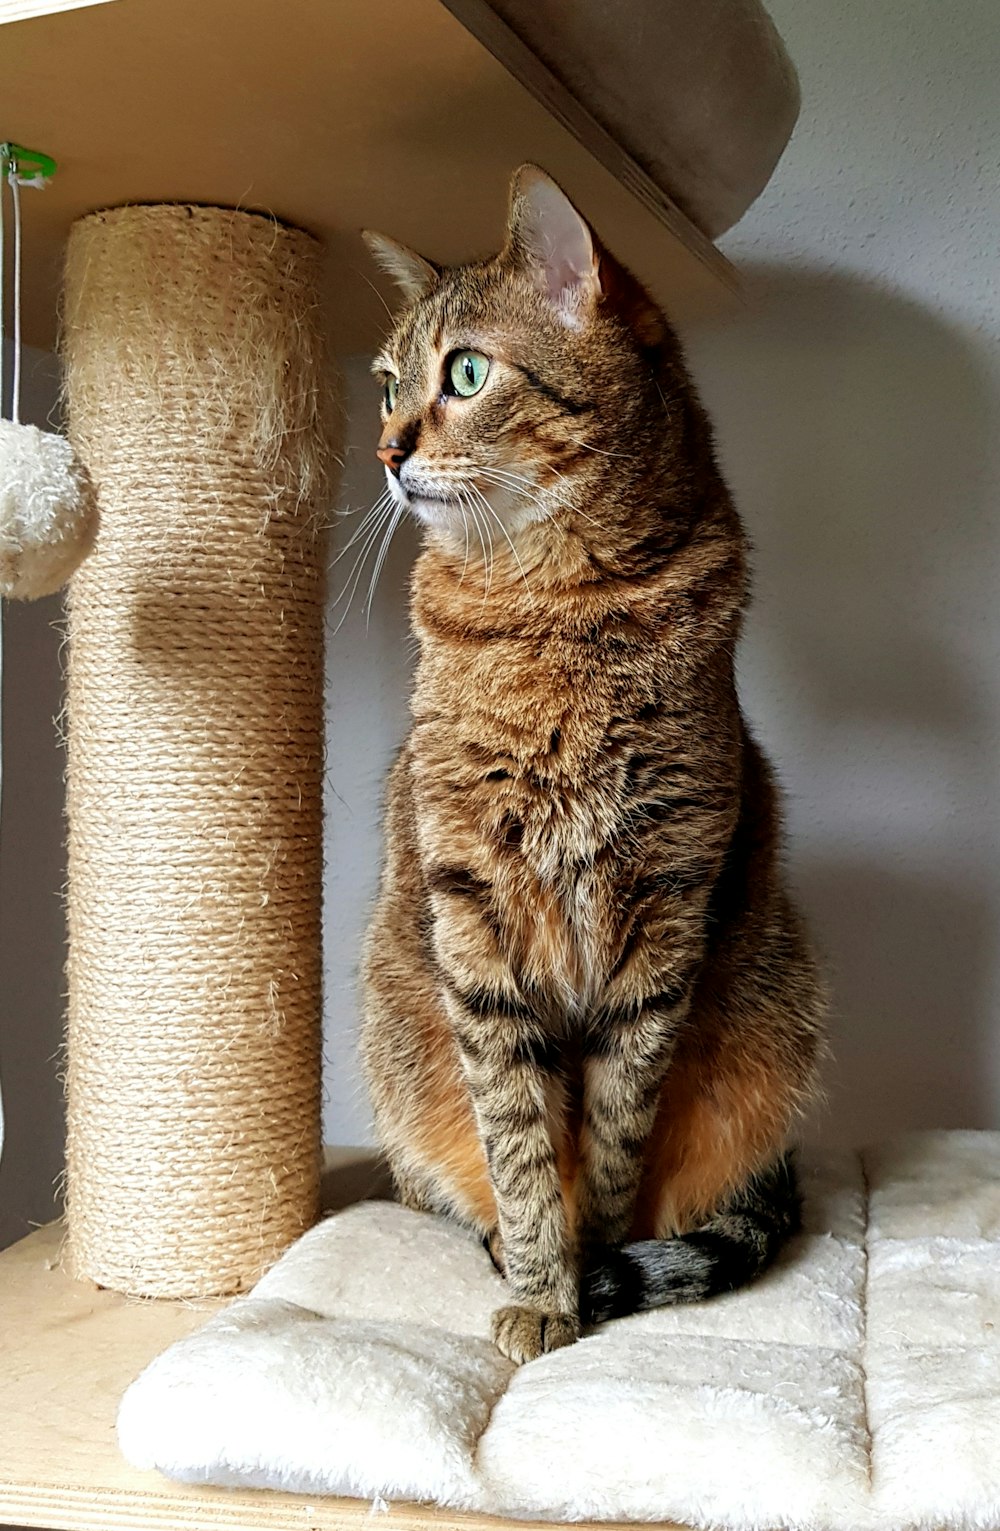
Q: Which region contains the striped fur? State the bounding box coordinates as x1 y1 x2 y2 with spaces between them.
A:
360 167 826 1364
581 1153 801 1324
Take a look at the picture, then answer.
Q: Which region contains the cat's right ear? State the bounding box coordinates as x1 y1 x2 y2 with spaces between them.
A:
362 231 440 304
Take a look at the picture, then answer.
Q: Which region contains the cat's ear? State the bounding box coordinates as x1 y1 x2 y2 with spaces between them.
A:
506 165 602 327
362 231 440 303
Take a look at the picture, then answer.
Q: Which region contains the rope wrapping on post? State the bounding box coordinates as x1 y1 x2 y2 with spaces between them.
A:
62 205 332 1298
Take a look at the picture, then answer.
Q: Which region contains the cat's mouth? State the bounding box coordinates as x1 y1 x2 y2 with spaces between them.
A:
390 473 469 527
389 466 526 538
406 488 455 505
402 490 462 528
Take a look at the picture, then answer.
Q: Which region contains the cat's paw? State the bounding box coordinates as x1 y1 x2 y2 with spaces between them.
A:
484 1226 507 1278
491 1304 580 1364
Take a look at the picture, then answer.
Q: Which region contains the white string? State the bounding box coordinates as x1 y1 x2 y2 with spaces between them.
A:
0 161 7 1166
0 600 5 1166
10 166 22 424
1 156 6 419
0 164 7 1157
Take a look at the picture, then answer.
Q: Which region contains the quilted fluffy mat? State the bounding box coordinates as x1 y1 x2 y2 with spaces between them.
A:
119 1132 1000 1530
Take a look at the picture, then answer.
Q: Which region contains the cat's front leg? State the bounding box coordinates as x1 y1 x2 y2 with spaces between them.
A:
576 975 693 1261
445 989 579 1363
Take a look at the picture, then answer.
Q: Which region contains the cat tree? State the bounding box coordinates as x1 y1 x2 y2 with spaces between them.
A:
32 0 797 1307
0 0 801 1524
20 0 999 1521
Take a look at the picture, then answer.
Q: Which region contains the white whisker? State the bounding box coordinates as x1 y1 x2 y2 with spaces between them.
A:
330 513 390 609
465 493 493 605
329 501 396 631
353 265 395 324
478 465 603 531
469 482 535 604
329 489 394 566
478 464 552 494
457 498 471 585
477 466 552 507
566 435 637 460
476 469 562 535
364 502 406 627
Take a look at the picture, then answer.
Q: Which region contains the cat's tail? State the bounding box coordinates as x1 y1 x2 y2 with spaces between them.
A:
580 1153 800 1325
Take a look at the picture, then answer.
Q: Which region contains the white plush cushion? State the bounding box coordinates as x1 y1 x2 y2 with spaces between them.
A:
119 1132 1000 1530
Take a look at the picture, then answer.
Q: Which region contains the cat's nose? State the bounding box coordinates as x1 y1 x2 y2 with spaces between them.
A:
376 440 409 476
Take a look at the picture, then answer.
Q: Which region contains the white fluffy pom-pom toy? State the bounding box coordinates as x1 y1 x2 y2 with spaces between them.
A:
0 416 97 600
0 145 97 601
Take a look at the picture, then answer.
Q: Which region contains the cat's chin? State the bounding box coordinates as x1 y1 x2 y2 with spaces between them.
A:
394 482 527 544
402 492 465 531
407 493 453 515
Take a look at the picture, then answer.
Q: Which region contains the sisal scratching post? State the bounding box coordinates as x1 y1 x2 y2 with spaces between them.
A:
62 206 333 1298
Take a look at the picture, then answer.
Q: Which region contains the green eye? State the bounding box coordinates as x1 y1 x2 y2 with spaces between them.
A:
384 375 398 413
446 350 490 398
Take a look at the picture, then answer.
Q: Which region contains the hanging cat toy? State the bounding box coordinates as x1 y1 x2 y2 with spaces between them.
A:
0 142 97 599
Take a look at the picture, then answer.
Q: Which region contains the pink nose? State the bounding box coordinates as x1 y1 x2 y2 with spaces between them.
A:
377 442 407 475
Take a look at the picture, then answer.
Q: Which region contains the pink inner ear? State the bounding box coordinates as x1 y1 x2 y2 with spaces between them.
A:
513 172 600 318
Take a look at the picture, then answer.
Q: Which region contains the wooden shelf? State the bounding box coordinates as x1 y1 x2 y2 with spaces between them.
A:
0 1149 683 1531
0 0 117 23
3 0 739 358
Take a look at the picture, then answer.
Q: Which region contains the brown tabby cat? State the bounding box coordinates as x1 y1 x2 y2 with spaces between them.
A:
360 166 826 1365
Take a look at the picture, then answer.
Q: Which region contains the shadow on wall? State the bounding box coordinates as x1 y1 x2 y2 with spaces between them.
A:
0 593 67 1249
687 264 999 1146
0 346 67 1249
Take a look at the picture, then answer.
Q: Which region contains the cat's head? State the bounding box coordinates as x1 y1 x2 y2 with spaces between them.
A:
363 165 673 543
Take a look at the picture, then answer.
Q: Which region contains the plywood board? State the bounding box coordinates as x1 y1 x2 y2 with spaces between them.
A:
0 1149 684 1531
2 0 738 358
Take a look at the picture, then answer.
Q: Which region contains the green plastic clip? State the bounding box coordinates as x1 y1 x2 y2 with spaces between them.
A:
0 142 57 187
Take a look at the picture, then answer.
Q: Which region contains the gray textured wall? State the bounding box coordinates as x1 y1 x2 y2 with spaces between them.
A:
0 345 66 1249
687 0 1000 1144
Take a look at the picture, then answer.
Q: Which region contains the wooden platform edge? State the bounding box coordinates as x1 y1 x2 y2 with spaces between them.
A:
0 1483 686 1531
0 1480 686 1531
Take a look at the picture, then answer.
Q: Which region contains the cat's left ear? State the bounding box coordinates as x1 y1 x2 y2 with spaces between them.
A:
506 165 602 327
362 230 440 304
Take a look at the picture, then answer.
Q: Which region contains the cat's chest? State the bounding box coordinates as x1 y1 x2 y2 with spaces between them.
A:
413 693 636 1004
415 671 629 853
